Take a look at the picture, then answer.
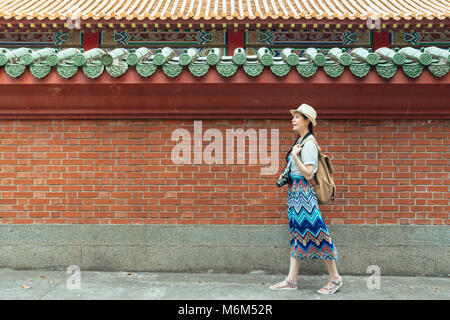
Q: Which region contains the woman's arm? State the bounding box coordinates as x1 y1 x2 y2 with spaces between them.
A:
291 145 315 181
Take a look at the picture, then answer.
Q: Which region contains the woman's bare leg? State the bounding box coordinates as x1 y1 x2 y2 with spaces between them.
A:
287 257 301 282
318 260 341 293
270 257 301 289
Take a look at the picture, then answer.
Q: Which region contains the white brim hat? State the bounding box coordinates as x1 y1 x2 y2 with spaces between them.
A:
290 103 317 126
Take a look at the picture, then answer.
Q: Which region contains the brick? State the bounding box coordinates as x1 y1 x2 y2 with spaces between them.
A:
0 119 447 226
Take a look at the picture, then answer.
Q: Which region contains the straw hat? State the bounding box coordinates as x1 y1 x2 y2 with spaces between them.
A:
290 103 317 126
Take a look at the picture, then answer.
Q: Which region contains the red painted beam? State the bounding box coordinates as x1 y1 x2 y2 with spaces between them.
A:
83 32 100 51
227 30 245 55
0 69 448 120
372 31 391 50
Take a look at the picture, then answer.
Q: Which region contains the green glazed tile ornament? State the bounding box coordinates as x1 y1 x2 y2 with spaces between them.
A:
243 61 264 77
20 53 34 66
5 63 26 78
20 48 56 66
428 60 449 78
296 60 317 78
399 47 432 66
179 48 198 66
46 54 60 67
349 62 371 78
232 48 246 65
391 52 406 65
0 48 32 66
57 61 78 79
72 53 87 66
46 54 59 67
216 63 238 77
376 62 397 79
178 53 191 66
163 60 183 78
82 60 104 79
126 47 151 66
270 60 291 77
206 48 221 66
323 61 345 78
281 48 299 66
304 48 326 66
216 57 238 77
153 47 175 66
257 47 273 66
401 62 423 78
30 63 51 79
106 61 128 78
375 48 406 65
0 51 9 66
327 48 352 66
351 48 379 66
424 46 450 63
100 48 128 66
73 48 104 67
136 61 157 78
125 53 139 66
46 48 80 67
189 61 209 77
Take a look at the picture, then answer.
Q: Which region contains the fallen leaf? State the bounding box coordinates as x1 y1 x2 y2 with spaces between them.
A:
199 280 205 284
21 285 32 289
431 286 439 291
250 277 255 280
40 275 47 279
261 283 265 285
126 272 132 276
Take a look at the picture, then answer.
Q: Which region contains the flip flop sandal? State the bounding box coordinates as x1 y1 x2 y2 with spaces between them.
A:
317 276 343 295
269 278 297 291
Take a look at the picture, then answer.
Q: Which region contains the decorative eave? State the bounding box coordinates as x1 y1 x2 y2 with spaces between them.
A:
0 46 448 120
1 17 449 32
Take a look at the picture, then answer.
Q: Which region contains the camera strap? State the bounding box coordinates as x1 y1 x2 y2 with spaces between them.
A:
298 132 312 146
285 132 313 166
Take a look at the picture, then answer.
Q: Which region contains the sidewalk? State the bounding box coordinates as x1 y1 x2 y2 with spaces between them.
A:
0 268 448 300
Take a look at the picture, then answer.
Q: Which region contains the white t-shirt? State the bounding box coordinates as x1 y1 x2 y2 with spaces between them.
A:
284 137 319 177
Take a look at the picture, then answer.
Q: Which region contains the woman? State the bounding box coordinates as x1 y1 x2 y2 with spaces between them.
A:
270 104 342 295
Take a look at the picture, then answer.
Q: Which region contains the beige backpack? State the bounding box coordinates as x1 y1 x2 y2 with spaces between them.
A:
300 137 336 205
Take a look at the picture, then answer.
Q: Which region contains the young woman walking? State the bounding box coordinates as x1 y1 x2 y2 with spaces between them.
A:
270 104 342 295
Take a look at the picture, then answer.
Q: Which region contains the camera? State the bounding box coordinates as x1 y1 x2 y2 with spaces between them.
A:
276 172 292 187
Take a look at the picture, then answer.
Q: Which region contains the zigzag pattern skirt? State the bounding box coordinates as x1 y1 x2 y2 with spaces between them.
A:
287 176 338 260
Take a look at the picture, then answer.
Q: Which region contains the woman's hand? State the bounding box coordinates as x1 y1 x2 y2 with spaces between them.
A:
292 145 302 156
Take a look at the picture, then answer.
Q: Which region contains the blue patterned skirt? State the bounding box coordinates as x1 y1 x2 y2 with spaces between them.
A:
287 175 338 260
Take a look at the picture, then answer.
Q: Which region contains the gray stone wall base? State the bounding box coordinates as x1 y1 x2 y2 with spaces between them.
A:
0 225 448 276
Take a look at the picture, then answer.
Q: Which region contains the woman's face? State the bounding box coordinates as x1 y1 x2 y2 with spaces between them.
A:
292 112 309 132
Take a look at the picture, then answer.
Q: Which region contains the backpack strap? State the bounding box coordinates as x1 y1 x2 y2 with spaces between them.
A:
300 136 322 154
300 137 322 185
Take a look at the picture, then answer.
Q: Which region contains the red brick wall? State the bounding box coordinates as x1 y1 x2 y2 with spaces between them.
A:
0 119 448 225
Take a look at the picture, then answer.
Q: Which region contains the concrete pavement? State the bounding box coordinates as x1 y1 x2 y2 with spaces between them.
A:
0 268 448 300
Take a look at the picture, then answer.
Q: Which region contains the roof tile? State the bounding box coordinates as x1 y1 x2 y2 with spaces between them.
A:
0 0 448 22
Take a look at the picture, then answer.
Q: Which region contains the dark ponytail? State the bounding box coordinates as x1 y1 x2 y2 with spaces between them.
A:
303 114 314 135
